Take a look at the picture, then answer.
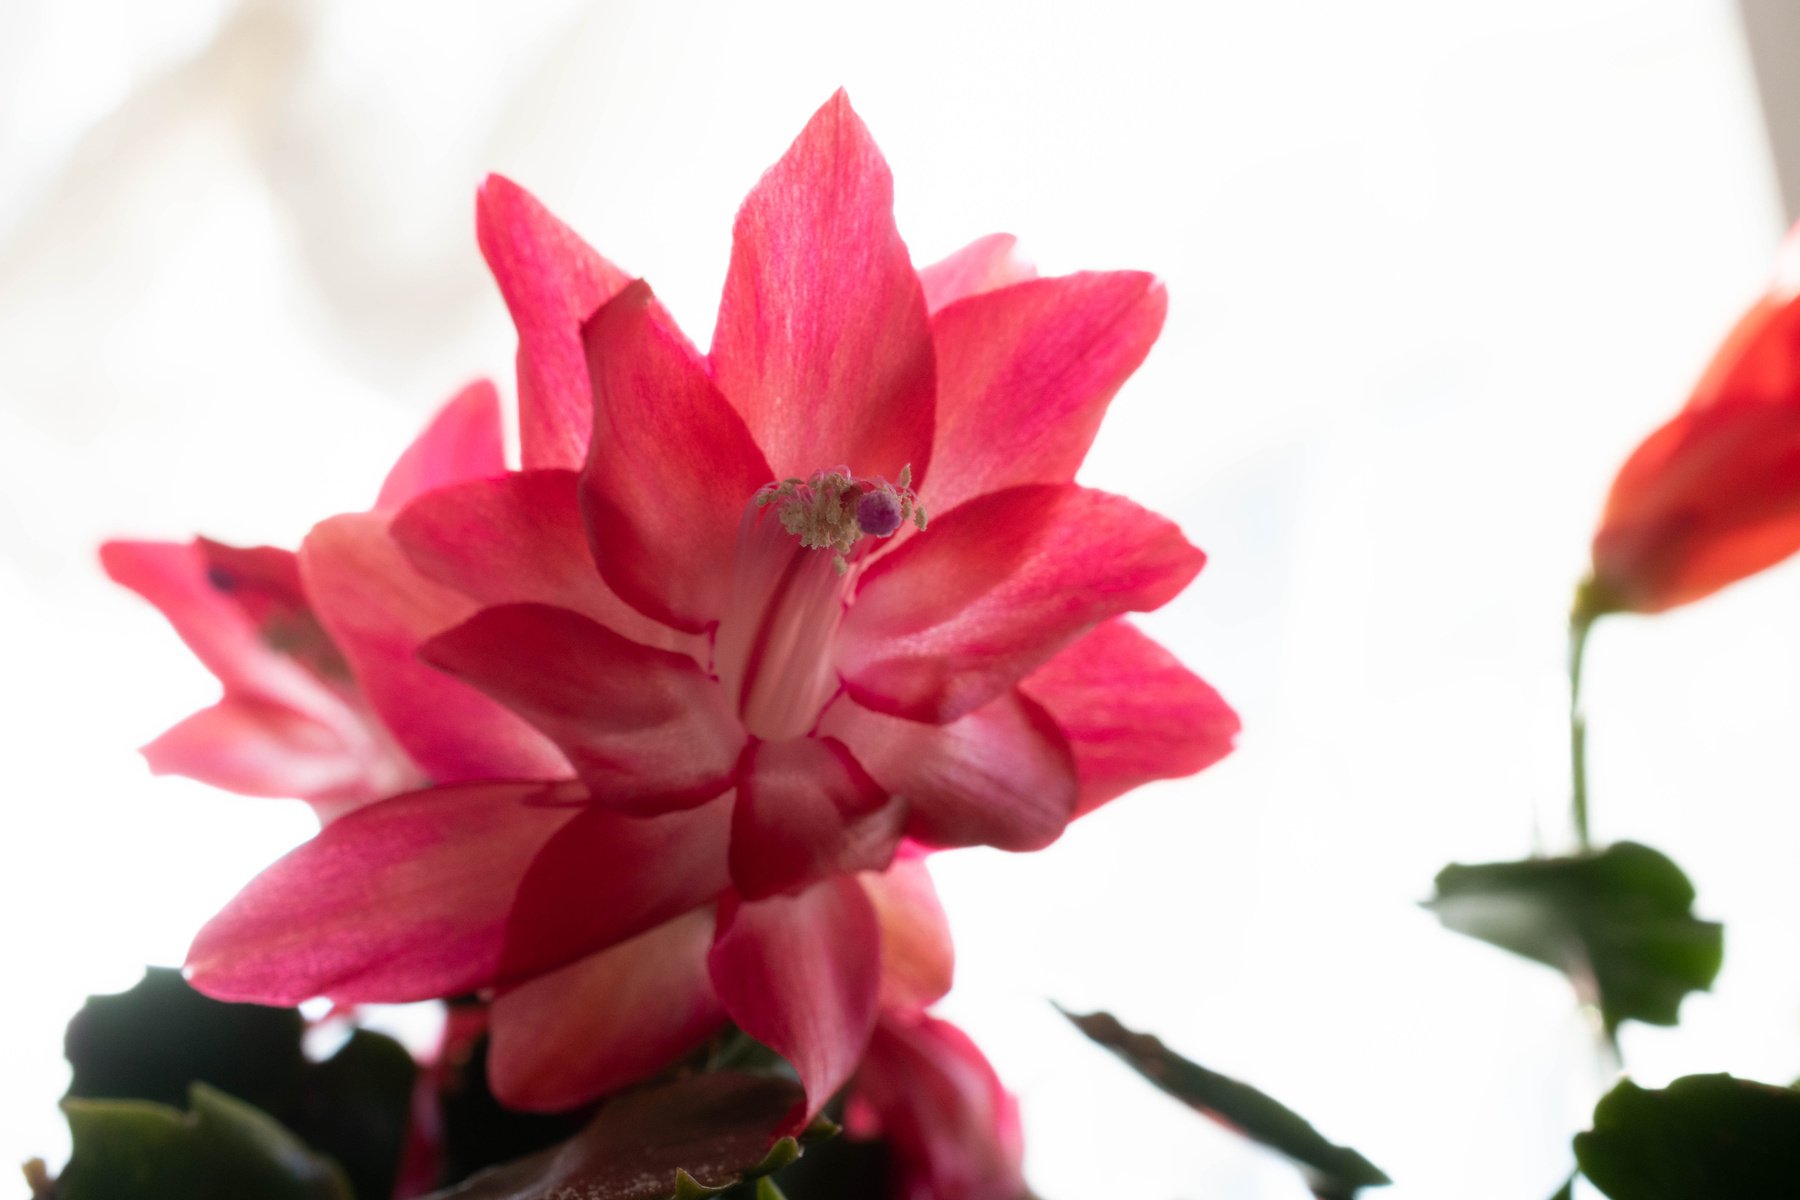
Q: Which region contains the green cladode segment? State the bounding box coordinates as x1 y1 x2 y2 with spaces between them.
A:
57 1084 352 1200
1061 1009 1389 1200
45 969 840 1200
65 966 306 1113
58 968 417 1200
1571 1074 1800 1198
1427 842 1722 1035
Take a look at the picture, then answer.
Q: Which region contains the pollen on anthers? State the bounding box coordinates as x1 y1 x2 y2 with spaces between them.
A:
755 463 927 573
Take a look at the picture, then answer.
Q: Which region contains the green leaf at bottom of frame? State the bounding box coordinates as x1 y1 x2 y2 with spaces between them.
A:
1574 1073 1800 1198
56 1082 351 1200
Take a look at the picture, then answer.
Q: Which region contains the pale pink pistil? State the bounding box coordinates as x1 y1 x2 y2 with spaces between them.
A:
715 466 924 740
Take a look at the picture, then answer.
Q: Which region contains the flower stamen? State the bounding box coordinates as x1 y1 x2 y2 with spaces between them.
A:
755 463 926 573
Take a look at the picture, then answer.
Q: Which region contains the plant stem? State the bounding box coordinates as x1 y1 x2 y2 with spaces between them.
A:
1569 611 1595 851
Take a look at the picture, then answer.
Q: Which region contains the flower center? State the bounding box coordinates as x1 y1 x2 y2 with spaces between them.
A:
754 464 926 574
717 466 926 739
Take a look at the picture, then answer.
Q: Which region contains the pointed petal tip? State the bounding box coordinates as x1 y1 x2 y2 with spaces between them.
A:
579 276 655 338
714 81 930 484
918 233 1038 313
789 88 877 162
475 174 527 236
98 538 183 590
476 171 526 209
374 378 507 512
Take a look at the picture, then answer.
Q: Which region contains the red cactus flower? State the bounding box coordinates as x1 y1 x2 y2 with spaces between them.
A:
100 382 506 820
1585 223 1800 616
844 1013 1026 1200
184 91 1236 1123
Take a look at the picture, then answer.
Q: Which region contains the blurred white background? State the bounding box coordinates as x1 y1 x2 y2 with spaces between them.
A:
4 1 1798 1197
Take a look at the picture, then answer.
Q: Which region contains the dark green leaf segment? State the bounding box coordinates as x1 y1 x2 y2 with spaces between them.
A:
43 969 837 1200
1573 1074 1800 1198
1428 842 1722 1033
60 967 416 1200
1061 1008 1389 1200
57 1083 352 1200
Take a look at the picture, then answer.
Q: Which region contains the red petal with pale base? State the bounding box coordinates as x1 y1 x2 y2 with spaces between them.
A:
825 690 1076 851
187 781 590 1005
1020 618 1238 815
422 604 743 812
488 908 723 1112
710 91 935 484
840 483 1205 723
374 379 506 513
583 280 774 632
918 234 1036 314
926 271 1167 515
477 176 635 470
860 851 953 1014
846 1015 1025 1200
728 737 905 900
301 514 569 783
391 470 691 654
708 876 882 1126
143 700 371 809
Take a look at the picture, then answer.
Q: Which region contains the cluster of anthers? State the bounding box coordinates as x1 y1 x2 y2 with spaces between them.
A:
756 463 927 573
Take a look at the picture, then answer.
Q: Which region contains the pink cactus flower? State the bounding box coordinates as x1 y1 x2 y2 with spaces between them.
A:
181 91 1236 1124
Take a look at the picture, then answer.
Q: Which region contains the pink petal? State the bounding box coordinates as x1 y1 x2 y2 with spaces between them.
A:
106 538 418 815
478 175 641 470
391 470 692 654
187 780 591 1004
1020 618 1238 814
374 379 507 513
848 1015 1025 1200
192 539 306 616
917 233 1036 314
926 271 1167 515
100 540 334 720
488 908 723 1111
860 851 953 1014
824 691 1076 851
709 91 935 484
839 483 1205 723
194 539 368 694
499 794 733 983
300 514 569 783
143 699 370 807
708 876 882 1125
583 280 774 632
728 736 905 900
421 603 744 812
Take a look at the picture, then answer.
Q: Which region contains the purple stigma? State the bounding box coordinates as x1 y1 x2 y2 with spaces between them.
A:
855 489 904 537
